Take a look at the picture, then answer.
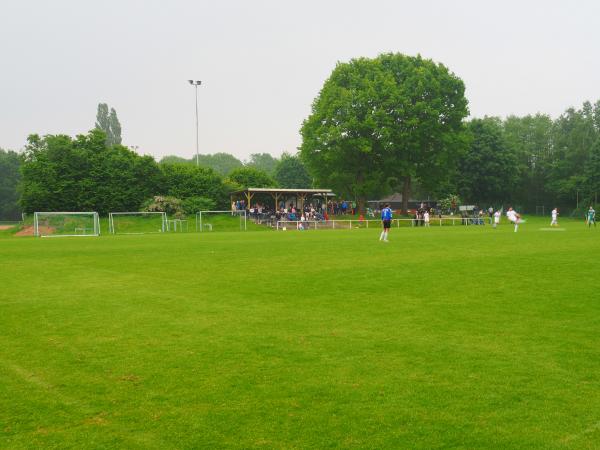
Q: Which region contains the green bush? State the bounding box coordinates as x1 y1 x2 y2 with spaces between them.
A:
182 196 216 215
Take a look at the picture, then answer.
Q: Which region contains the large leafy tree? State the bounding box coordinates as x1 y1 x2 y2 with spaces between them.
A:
95 103 122 146
456 118 518 206
274 153 312 188
301 53 469 212
0 149 22 220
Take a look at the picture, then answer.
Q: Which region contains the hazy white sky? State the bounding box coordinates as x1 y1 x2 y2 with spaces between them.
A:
1 0 599 161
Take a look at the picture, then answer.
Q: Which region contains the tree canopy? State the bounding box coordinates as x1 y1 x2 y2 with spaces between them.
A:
274 153 312 188
227 167 276 190
0 149 22 220
456 118 518 206
159 152 243 176
95 103 122 147
300 53 469 212
246 153 279 176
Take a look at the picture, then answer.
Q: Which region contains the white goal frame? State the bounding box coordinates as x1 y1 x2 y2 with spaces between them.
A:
34 211 100 237
196 210 247 232
108 211 167 234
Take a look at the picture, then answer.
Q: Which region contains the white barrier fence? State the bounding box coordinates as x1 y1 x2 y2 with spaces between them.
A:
276 217 492 230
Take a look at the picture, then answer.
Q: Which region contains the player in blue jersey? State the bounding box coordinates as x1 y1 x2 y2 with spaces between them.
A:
380 204 392 242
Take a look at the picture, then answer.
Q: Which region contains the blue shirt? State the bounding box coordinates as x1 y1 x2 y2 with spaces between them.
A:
381 207 392 220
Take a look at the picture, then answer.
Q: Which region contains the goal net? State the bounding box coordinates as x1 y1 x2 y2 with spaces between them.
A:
34 212 100 237
108 212 167 234
196 210 247 232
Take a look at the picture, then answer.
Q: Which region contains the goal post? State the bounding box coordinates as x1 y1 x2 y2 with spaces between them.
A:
108 212 167 234
33 212 100 237
196 210 247 232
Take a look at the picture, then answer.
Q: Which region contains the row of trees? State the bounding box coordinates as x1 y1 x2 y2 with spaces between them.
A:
454 103 600 211
300 53 600 213
159 152 311 189
15 129 314 216
3 53 599 218
0 149 21 220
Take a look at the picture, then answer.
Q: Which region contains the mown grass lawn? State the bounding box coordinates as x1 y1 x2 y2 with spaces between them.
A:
1 217 599 449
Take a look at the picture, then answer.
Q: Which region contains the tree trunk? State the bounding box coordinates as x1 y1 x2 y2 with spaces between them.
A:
402 176 411 214
357 197 366 215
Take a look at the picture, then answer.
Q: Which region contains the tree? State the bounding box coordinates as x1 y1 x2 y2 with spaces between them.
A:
109 107 122 145
95 103 122 146
503 114 554 209
20 129 161 214
583 138 600 206
246 153 279 175
301 53 469 213
274 153 312 188
0 149 22 220
547 103 599 206
159 155 191 165
159 153 244 176
159 163 229 207
456 118 518 206
227 167 276 189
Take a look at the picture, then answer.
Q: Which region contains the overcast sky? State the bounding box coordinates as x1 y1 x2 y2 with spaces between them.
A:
1 0 599 161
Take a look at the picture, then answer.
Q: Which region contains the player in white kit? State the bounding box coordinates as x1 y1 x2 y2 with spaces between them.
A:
506 207 521 232
493 210 501 228
550 208 559 227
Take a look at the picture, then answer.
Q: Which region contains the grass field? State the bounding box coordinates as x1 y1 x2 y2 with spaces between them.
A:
1 217 599 448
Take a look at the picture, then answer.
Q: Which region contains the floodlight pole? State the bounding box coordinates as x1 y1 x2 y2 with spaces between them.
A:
188 80 202 166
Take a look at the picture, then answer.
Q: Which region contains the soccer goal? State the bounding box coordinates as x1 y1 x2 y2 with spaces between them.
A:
34 212 100 237
108 212 167 234
196 210 247 232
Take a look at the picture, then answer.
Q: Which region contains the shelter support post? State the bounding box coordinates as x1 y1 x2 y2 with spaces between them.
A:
245 191 254 209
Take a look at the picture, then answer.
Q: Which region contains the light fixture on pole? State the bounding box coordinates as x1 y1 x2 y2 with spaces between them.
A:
188 80 202 166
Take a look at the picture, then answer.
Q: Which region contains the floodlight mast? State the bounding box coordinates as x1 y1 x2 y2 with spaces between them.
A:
188 80 202 166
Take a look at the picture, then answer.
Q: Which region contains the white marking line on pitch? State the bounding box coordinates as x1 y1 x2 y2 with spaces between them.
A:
539 228 566 231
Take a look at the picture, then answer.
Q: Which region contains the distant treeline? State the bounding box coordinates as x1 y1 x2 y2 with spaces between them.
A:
452 101 600 212
0 130 311 217
1 100 599 219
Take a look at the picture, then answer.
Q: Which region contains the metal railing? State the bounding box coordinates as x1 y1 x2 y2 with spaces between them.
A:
276 217 492 230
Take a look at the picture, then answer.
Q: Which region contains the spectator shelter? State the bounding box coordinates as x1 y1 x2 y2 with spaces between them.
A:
231 188 333 211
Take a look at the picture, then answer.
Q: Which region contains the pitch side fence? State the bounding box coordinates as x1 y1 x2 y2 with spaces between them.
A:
276 217 492 230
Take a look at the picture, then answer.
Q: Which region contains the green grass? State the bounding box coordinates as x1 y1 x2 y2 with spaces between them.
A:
1 217 599 449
